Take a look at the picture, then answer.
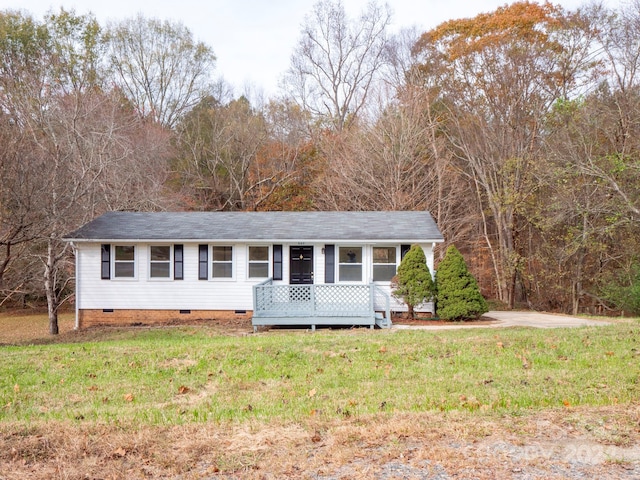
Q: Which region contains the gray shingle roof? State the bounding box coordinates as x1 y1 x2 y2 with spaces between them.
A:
64 211 444 242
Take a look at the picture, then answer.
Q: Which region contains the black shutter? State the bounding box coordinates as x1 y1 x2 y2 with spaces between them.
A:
174 244 184 280
198 245 208 280
101 244 110 279
324 244 335 283
401 244 411 259
273 244 283 280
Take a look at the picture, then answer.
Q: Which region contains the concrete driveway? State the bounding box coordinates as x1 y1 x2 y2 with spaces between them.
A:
393 311 611 330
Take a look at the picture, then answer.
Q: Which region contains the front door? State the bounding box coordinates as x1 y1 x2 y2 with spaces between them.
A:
290 246 314 284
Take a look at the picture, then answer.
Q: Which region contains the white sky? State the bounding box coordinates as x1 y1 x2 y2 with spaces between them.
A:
1 0 621 97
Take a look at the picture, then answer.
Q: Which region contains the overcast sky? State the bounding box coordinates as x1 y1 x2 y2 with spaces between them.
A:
0 0 621 97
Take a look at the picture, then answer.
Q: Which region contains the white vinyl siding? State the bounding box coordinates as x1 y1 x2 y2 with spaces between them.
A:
75 241 436 314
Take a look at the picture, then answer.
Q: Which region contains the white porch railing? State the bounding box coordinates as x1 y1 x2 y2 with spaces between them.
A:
252 279 391 330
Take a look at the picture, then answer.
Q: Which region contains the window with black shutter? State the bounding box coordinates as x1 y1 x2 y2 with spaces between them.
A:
101 244 110 279
198 244 208 280
273 245 283 280
324 245 335 283
174 244 184 280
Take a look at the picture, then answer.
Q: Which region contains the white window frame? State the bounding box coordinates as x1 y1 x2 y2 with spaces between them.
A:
148 245 172 280
211 245 235 280
248 245 270 279
338 245 363 283
113 245 136 280
372 245 398 283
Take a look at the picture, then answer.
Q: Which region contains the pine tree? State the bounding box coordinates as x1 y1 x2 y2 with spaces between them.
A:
436 245 488 321
392 245 435 318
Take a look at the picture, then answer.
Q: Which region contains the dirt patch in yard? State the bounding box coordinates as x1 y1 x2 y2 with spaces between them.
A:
0 310 254 345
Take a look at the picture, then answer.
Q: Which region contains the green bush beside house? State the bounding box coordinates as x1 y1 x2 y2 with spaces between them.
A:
435 245 488 321
391 245 435 319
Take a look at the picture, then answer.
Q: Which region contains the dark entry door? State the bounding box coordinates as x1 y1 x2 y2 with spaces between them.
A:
290 246 314 284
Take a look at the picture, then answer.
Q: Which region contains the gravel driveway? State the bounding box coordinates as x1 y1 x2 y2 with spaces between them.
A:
393 311 611 330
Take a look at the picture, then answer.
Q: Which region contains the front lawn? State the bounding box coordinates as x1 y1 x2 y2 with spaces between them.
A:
1 314 638 479
2 319 638 424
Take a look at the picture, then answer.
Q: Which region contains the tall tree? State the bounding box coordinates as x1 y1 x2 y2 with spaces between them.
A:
412 1 596 307
0 10 173 333
106 14 216 128
173 96 269 211
0 11 50 297
528 1 640 314
284 0 391 130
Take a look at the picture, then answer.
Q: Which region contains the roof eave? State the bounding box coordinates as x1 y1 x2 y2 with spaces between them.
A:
65 237 445 244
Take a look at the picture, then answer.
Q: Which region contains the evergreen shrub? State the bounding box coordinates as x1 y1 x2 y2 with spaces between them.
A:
436 245 488 321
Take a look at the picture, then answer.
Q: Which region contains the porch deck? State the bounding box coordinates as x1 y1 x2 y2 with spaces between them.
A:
252 279 392 331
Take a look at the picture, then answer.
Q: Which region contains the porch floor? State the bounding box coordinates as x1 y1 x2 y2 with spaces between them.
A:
252 281 392 331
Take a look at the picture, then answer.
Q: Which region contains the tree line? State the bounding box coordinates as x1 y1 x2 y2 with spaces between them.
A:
1 1 639 333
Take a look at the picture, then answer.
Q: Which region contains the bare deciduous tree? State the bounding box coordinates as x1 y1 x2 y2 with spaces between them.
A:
284 0 391 130
106 14 216 129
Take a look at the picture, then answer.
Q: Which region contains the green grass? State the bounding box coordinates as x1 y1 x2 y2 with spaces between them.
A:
1 320 639 426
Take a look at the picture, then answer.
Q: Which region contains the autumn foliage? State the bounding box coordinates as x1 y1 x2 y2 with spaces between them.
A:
1 0 640 323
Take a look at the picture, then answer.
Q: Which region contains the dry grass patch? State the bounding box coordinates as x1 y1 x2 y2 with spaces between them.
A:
0 311 75 345
1 406 639 479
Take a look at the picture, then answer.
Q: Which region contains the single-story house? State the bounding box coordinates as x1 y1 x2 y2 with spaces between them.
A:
64 211 443 330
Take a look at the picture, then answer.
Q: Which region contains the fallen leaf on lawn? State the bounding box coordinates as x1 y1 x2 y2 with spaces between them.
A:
13 384 19 393
123 393 134 402
563 399 571 408
178 385 190 394
112 447 126 457
379 345 387 353
308 388 317 398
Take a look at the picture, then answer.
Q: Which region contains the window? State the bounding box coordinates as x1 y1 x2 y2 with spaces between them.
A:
339 246 362 282
212 246 233 278
149 246 171 278
248 246 269 278
373 246 397 281
114 245 135 278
